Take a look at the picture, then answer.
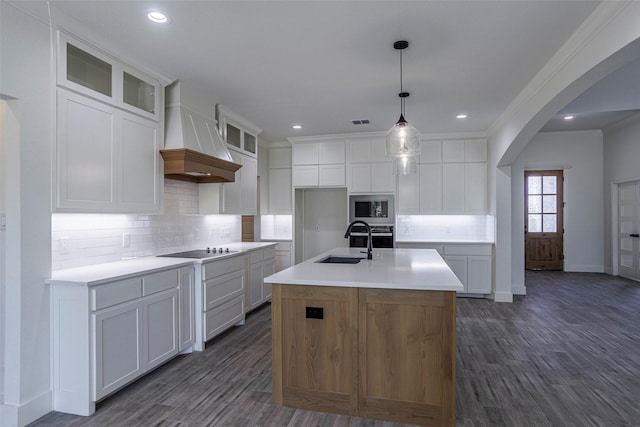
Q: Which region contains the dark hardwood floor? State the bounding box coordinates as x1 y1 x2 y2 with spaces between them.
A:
30 271 640 426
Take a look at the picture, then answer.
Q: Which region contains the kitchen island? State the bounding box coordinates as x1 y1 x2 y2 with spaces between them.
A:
264 247 463 427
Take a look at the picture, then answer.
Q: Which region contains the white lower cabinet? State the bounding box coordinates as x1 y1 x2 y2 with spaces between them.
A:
196 255 246 350
443 245 492 294
51 265 189 416
178 266 196 351
274 241 292 272
246 246 276 312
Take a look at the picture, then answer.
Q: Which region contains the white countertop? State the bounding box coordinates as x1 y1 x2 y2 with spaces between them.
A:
48 242 277 286
396 238 495 244
264 247 463 292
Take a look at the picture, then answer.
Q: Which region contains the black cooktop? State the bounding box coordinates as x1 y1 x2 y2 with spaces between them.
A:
157 249 237 259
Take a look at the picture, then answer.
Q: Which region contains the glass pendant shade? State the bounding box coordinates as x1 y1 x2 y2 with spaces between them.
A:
385 115 420 158
394 155 417 175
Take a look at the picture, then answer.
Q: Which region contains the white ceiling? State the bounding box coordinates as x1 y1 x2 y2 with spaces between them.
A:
21 0 640 142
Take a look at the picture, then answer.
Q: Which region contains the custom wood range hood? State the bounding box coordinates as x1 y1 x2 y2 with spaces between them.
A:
160 81 241 183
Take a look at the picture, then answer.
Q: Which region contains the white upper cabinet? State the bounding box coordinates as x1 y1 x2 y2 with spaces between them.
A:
217 105 262 157
221 151 257 214
57 31 161 121
55 31 163 213
291 139 345 187
346 138 394 193
398 138 487 214
267 146 292 213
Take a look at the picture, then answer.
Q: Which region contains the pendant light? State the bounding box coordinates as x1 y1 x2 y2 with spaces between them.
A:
386 40 420 161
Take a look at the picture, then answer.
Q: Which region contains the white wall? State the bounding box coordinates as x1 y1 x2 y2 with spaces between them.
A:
511 131 604 292
0 2 53 425
603 113 640 274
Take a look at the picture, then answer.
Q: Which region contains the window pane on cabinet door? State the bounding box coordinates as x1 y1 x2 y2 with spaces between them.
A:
528 214 542 232
67 43 112 97
244 133 256 154
543 214 557 232
123 72 155 113
226 124 241 148
543 176 557 194
528 176 541 194
528 195 542 213
543 195 556 213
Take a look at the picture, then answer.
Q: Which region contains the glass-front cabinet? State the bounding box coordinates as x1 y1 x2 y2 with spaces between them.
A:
217 105 261 157
57 31 160 121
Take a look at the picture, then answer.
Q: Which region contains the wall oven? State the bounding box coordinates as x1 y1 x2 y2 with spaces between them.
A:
349 195 395 225
348 225 394 249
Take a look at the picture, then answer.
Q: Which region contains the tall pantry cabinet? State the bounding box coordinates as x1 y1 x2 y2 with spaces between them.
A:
54 31 165 213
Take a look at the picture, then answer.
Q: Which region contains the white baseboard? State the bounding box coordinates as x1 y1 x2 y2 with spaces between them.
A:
492 291 514 303
1 390 52 427
564 264 604 273
512 284 527 296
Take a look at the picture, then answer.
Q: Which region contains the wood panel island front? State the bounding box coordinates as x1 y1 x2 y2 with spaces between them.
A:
264 247 463 427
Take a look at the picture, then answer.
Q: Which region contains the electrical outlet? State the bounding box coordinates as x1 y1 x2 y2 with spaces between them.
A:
222 227 231 237
59 237 69 254
122 233 130 248
316 225 320 232
194 228 200 240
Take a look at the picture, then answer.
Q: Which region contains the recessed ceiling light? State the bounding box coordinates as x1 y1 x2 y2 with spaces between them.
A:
456 114 468 119
147 11 169 23
292 125 302 130
563 115 575 120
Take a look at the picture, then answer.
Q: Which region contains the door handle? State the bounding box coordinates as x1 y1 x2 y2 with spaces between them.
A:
630 233 640 238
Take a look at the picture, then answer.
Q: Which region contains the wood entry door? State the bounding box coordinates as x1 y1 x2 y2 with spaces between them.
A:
525 170 564 270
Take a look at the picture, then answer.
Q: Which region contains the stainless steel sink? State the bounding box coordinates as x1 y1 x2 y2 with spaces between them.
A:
316 256 365 264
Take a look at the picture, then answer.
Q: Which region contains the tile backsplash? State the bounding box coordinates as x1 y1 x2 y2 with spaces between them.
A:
52 179 241 270
396 215 495 242
260 215 293 240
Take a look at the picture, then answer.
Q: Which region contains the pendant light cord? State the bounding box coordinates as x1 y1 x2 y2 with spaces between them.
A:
400 48 405 117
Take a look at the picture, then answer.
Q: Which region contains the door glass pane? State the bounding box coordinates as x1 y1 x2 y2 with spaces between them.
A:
543 176 557 194
123 72 155 113
543 195 556 213
244 133 256 154
528 195 542 213
226 124 241 148
528 176 541 194
543 214 557 232
67 43 112 96
528 214 541 232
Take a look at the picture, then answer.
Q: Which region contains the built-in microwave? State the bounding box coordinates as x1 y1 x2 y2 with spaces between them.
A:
349 195 395 225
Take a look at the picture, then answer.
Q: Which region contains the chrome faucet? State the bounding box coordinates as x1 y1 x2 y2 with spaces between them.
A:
344 220 373 260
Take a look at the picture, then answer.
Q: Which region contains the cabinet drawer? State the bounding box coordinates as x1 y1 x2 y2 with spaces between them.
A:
91 278 142 311
203 270 244 311
249 250 263 264
142 269 178 296
444 245 492 256
263 247 276 260
202 255 245 281
204 295 245 341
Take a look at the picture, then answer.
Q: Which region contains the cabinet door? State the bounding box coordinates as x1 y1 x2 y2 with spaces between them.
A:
397 172 419 213
268 168 292 213
269 147 292 168
465 139 487 162
222 152 243 213
94 300 143 400
319 141 345 164
442 163 465 212
143 289 179 370
370 138 388 163
179 267 196 351
443 255 467 293
119 114 159 212
319 164 345 186
467 256 492 294
56 90 115 211
293 165 319 187
465 163 487 213
348 140 371 163
349 163 371 193
241 155 258 214
292 143 319 165
442 139 465 163
262 258 275 301
248 261 264 310
371 162 395 193
419 164 443 212
419 140 442 164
